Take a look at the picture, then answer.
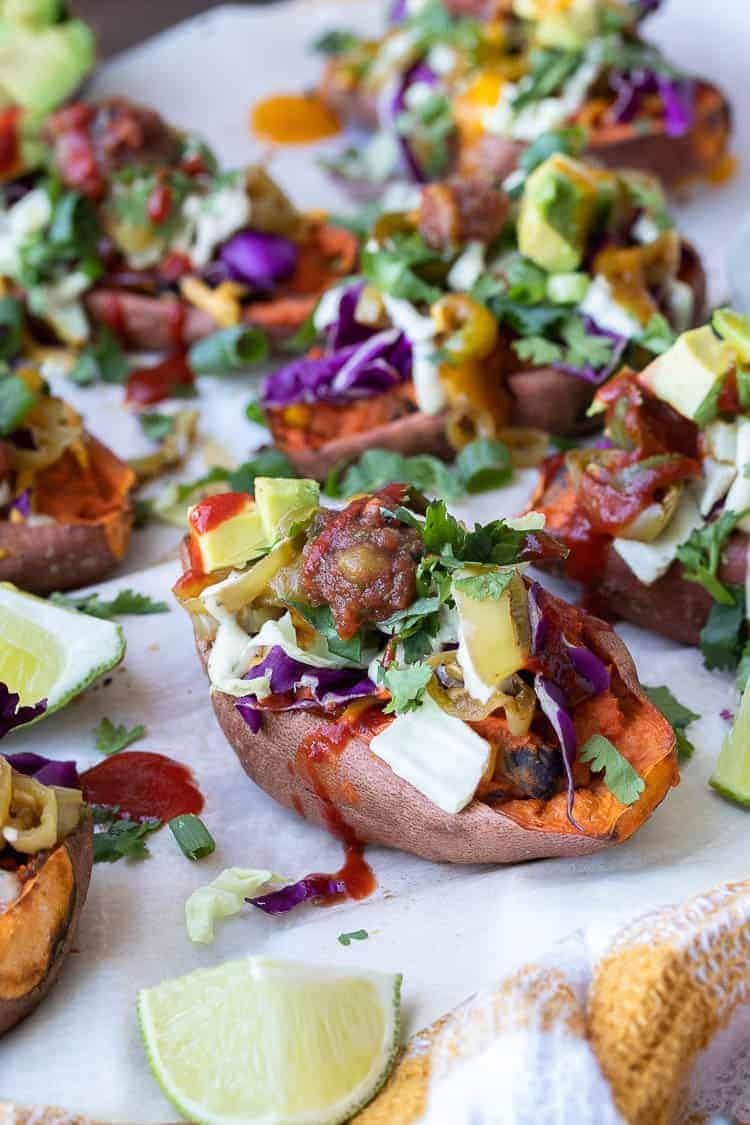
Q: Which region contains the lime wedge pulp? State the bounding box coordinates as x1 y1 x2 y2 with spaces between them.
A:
710 678 750 806
138 957 402 1125
0 582 124 718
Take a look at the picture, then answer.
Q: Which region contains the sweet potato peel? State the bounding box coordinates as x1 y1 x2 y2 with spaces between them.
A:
0 813 93 1036
192 592 677 864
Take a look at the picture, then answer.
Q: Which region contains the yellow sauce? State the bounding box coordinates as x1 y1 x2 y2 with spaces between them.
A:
251 94 341 145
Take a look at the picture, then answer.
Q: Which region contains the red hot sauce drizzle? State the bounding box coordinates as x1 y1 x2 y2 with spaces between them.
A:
292 702 389 905
125 349 194 406
80 751 204 822
0 107 21 178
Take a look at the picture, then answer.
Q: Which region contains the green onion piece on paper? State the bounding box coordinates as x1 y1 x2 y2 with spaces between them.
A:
169 814 216 861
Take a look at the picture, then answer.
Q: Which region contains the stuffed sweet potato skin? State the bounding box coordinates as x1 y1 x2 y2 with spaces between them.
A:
0 812 93 1036
196 603 677 864
0 506 133 595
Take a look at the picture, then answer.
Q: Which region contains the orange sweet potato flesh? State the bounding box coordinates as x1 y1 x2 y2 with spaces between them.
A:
0 435 135 595
194 594 677 864
0 812 93 1036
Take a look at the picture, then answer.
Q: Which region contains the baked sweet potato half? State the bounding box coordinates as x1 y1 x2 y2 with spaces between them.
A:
0 756 93 1037
0 376 135 594
318 0 731 194
531 312 750 668
260 159 705 479
176 480 677 866
0 98 358 354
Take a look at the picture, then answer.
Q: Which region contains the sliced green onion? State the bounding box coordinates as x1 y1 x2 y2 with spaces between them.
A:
455 437 512 494
169 814 216 861
0 374 38 436
188 325 269 376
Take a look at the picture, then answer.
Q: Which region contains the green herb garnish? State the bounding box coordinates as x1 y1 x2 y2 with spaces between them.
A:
579 733 645 805
50 589 169 619
94 717 146 756
644 685 699 761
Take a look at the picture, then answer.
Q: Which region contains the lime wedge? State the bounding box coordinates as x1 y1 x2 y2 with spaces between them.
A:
710 679 750 806
0 582 124 718
138 957 402 1125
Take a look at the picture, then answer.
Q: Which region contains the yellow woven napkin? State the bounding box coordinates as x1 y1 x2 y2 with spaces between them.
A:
356 878 750 1125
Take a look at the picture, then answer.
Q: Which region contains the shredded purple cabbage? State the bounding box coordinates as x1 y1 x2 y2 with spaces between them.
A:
248 875 345 914
534 675 585 832
3 751 79 788
562 638 610 696
327 282 372 350
261 328 412 408
6 489 31 519
0 683 47 738
720 708 734 722
235 647 378 732
609 69 694 138
219 229 297 290
389 0 407 22
380 61 439 183
554 317 627 385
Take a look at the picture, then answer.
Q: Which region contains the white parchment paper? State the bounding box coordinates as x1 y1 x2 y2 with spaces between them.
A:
2 1 750 1119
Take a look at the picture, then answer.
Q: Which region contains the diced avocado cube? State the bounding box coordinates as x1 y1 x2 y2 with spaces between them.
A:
713 308 750 365
1 0 63 28
515 0 602 48
640 326 736 422
454 569 530 702
255 477 320 541
189 494 268 573
518 154 613 273
0 17 94 120
546 271 590 305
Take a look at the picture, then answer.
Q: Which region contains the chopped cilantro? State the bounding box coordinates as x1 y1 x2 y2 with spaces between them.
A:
454 568 514 601
395 89 454 180
93 813 161 863
644 685 699 762
94 716 146 756
325 439 512 501
513 336 564 366
361 231 445 305
700 585 745 672
0 297 24 362
677 510 749 605
227 448 297 492
579 734 645 805
312 28 360 55
380 661 433 714
286 601 365 663
245 399 268 427
50 589 169 619
559 317 614 371
512 48 583 112
639 313 677 356
0 373 38 436
69 326 128 387
139 412 175 442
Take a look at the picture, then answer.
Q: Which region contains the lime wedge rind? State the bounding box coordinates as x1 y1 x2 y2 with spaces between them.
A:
709 677 750 808
0 583 125 723
137 957 403 1125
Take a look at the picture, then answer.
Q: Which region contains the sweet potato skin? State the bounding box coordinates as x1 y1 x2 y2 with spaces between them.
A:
196 602 676 864
0 504 133 595
0 812 93 1037
585 534 749 647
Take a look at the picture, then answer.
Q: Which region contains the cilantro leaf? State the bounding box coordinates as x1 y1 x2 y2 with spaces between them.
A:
639 313 676 356
560 317 614 371
139 412 175 442
286 600 365 663
325 448 461 501
700 587 746 672
454 568 514 601
227 448 297 492
579 734 645 805
512 48 584 112
380 662 433 714
93 815 161 863
513 336 564 366
361 231 445 305
245 399 268 427
677 510 749 605
69 326 128 386
0 373 38 436
313 28 359 55
50 589 169 619
643 685 699 761
94 716 146 756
